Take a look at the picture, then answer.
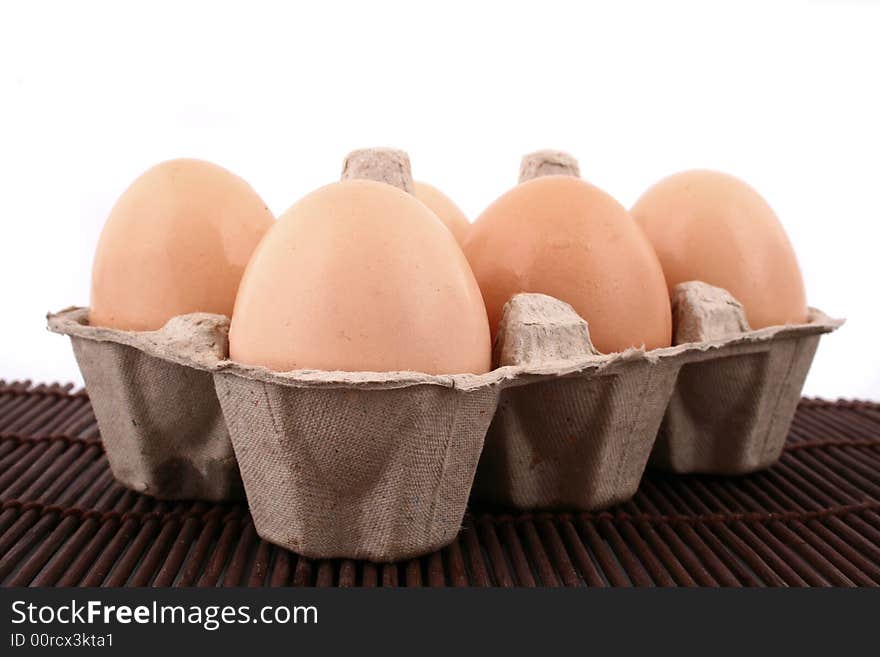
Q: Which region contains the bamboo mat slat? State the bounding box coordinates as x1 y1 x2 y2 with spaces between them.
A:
0 379 878 587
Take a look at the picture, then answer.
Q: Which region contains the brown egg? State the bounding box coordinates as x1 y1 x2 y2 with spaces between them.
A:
229 178 491 374
413 181 470 244
90 159 274 330
631 170 807 328
463 153 672 354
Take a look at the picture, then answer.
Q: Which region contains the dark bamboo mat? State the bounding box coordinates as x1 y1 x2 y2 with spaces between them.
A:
1 380 879 587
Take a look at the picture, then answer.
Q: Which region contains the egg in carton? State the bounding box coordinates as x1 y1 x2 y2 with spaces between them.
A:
201 149 495 561
201 149 839 558
135 290 662 561
43 159 274 502
471 151 841 507
46 148 492 556
47 148 841 561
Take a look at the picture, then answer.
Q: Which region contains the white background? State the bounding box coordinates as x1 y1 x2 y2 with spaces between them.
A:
1 0 877 398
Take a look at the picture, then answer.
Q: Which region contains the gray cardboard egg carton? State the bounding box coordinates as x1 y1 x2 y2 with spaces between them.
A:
47 308 242 502
475 284 840 513
48 286 839 561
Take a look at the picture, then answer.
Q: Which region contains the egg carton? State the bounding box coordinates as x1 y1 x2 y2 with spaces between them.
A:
473 284 841 513
46 308 242 501
650 283 834 474
48 284 839 560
